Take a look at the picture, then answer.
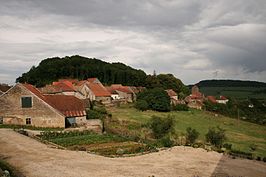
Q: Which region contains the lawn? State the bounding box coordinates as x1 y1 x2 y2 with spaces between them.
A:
109 104 266 157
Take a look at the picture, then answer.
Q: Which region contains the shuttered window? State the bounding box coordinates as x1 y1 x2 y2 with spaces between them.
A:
21 97 32 108
26 118 31 125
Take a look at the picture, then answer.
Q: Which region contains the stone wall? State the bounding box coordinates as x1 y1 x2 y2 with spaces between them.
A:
0 84 65 128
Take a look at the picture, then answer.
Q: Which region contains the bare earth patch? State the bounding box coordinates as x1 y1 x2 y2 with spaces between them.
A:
0 129 265 177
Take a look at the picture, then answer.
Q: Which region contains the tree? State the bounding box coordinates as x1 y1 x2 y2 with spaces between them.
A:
186 127 200 144
135 100 149 111
205 126 226 148
137 88 171 112
149 116 174 139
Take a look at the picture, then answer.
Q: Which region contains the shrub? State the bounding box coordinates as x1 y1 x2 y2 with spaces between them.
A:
223 143 232 150
172 104 189 111
263 157 266 162
149 115 174 139
86 107 108 119
135 100 149 111
186 127 199 145
160 136 174 147
137 88 170 112
205 126 226 148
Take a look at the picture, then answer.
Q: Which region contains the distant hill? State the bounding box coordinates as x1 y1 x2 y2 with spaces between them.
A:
190 80 266 100
194 79 266 87
16 55 147 87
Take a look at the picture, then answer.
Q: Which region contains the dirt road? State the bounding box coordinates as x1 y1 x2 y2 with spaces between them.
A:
0 129 265 177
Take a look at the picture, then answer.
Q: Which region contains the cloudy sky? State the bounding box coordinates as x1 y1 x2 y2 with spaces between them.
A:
1 0 266 85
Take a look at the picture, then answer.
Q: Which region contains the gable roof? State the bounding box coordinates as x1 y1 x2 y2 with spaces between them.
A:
87 82 111 97
21 84 85 117
110 84 134 94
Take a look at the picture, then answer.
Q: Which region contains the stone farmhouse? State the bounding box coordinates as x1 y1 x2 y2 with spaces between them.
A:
0 83 86 128
106 84 136 103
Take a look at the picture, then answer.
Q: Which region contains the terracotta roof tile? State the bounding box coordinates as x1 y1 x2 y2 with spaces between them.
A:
88 82 111 97
22 84 86 117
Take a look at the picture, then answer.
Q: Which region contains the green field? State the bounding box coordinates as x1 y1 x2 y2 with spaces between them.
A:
109 105 266 157
200 87 266 100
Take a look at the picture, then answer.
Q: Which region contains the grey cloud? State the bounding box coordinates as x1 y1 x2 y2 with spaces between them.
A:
0 0 266 84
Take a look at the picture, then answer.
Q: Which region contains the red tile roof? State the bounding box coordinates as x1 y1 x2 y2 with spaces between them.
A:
207 96 217 103
45 95 86 117
87 78 98 83
21 84 86 117
110 84 134 94
52 81 75 91
219 96 228 100
87 82 111 97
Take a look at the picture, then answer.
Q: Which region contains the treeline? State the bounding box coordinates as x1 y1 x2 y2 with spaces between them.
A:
16 55 147 87
194 80 266 88
16 56 188 96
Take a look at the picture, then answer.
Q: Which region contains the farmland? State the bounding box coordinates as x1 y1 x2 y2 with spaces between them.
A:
109 104 266 157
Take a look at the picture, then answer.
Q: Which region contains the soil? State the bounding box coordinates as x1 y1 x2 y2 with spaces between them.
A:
0 129 266 177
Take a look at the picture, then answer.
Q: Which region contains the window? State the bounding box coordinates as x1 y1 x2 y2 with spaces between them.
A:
26 118 31 125
0 117 3 124
21 97 32 108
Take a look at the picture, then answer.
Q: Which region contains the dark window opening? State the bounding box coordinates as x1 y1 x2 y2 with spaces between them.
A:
26 118 31 125
21 97 32 108
0 117 3 124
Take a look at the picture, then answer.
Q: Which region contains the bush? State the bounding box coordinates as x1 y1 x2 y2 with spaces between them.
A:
135 100 149 111
263 157 266 162
223 143 232 150
186 127 199 145
205 126 226 148
172 104 189 111
86 107 108 119
149 115 174 139
160 136 174 147
137 88 170 112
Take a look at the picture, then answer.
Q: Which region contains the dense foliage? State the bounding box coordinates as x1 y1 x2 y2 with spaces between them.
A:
186 127 200 145
137 88 171 112
16 55 147 87
86 107 108 119
205 126 226 148
135 100 149 111
145 74 189 97
172 104 189 111
195 79 266 88
204 98 266 125
149 115 174 139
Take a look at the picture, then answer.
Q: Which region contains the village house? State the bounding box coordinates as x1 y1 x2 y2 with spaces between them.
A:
185 85 205 110
39 80 85 100
216 96 229 104
107 84 136 102
207 95 229 104
85 78 112 104
0 83 87 128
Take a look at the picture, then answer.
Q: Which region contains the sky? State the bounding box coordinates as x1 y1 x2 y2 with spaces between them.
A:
0 0 266 85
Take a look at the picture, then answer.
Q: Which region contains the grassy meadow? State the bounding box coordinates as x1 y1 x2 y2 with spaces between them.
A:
109 104 266 157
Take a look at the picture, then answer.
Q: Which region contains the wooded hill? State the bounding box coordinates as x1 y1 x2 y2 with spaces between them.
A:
194 79 266 87
16 55 188 95
16 55 147 87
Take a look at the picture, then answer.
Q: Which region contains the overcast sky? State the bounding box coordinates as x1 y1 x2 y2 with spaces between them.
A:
0 0 266 85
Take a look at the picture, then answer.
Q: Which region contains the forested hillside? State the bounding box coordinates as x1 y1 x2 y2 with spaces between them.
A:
16 56 188 96
16 55 147 87
195 80 266 87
